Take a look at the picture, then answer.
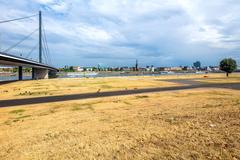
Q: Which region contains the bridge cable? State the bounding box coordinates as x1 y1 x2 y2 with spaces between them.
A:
42 24 52 64
41 32 48 64
42 34 48 64
43 44 49 64
42 41 47 64
0 13 53 65
3 28 38 53
43 39 50 65
26 43 38 59
0 14 38 24
42 25 52 65
42 31 47 63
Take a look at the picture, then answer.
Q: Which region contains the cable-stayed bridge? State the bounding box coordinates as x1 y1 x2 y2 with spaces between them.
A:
0 11 58 80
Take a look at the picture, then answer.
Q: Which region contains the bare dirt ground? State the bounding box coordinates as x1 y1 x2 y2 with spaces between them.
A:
0 73 240 160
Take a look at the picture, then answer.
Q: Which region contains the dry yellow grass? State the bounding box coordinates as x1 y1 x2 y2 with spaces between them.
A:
0 74 240 160
0 76 179 100
152 73 240 80
191 73 240 84
1 73 239 100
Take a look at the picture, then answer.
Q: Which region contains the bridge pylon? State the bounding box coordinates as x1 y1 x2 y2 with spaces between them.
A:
39 11 42 63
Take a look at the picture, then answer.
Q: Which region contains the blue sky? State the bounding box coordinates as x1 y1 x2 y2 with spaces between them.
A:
0 0 239 67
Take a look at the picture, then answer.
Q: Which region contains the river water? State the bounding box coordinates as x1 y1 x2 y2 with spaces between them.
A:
0 75 32 81
0 71 206 81
57 71 203 78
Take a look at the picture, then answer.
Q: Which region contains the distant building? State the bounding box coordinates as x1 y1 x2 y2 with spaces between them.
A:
85 67 93 72
170 67 182 71
121 66 131 71
151 66 155 72
182 66 193 71
138 67 146 72
146 66 151 72
135 59 138 71
158 67 182 71
73 66 84 72
209 66 220 72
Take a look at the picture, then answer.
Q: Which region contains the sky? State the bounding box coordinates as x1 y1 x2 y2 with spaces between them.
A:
0 0 239 67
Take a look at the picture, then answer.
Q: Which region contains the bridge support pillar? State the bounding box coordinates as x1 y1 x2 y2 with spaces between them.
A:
32 68 48 80
18 66 23 80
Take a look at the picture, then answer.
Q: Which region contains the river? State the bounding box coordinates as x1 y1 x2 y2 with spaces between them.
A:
0 71 207 81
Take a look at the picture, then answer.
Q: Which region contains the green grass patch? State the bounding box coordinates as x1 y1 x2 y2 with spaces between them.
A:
9 109 25 114
4 120 11 125
38 108 57 116
123 101 132 105
15 115 31 120
202 103 222 108
71 103 95 111
136 95 149 99
101 85 113 89
233 99 240 106
99 118 111 122
4 115 31 125
17 91 51 96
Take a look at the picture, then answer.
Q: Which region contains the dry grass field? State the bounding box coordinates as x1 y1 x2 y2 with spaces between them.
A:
0 73 240 160
0 76 179 100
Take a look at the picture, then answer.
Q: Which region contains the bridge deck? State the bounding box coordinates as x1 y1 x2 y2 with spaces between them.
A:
0 52 57 71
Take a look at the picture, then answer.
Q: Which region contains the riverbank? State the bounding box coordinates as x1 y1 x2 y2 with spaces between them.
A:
57 71 212 78
1 73 240 101
0 72 31 81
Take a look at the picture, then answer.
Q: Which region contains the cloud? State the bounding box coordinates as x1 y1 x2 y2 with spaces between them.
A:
33 0 71 13
0 0 240 67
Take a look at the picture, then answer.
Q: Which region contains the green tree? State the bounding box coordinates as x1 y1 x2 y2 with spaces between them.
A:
69 66 74 72
220 58 237 77
92 67 97 71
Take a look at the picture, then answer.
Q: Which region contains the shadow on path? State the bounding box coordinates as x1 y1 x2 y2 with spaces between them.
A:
0 82 240 108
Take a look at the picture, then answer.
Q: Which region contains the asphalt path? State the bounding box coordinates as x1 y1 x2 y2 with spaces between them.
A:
0 79 240 107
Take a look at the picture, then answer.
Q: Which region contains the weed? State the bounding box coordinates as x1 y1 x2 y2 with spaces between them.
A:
9 109 25 114
113 100 121 103
124 101 131 105
18 91 49 96
15 115 31 120
12 119 20 122
99 118 110 122
72 106 84 111
5 115 31 125
136 95 149 99
4 120 11 125
101 85 113 89
233 99 240 106
72 104 95 111
87 106 95 111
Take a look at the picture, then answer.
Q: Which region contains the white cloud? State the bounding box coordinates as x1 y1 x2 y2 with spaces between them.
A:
177 0 240 49
0 0 240 66
34 0 54 4
33 0 71 13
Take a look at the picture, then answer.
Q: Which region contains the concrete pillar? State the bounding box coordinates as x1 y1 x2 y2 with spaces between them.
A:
32 68 36 80
32 68 48 79
49 70 58 78
18 66 23 80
